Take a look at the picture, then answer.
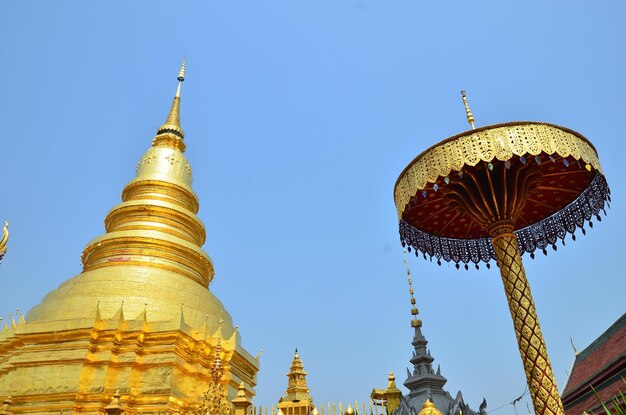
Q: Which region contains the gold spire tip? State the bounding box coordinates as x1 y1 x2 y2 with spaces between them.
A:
460 90 475 129
175 57 186 98
178 57 186 82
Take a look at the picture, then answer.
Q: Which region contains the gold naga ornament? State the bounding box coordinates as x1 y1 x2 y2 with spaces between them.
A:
393 92 610 415
0 221 8 263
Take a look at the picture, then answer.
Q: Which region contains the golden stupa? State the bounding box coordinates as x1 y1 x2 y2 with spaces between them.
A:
0 60 259 414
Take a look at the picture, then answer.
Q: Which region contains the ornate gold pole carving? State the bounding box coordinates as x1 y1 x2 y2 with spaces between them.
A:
490 226 565 415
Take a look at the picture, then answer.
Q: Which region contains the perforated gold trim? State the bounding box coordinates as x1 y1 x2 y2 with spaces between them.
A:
394 122 602 219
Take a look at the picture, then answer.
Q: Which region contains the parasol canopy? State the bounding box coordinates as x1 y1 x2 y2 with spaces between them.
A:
394 121 610 268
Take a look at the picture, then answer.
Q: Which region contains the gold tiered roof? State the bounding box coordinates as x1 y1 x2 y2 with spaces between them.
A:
277 350 315 415
283 350 313 402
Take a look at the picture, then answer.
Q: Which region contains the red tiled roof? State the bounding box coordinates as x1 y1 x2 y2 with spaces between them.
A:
565 376 625 415
562 313 626 415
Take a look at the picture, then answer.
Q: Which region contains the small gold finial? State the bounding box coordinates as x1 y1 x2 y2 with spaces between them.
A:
176 57 186 98
461 90 475 129
155 58 187 141
236 382 247 398
178 57 186 82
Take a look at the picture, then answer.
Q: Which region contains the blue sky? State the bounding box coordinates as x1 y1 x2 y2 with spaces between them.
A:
1 1 625 413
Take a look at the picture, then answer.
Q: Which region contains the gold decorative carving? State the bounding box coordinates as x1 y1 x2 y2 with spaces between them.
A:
165 153 179 165
195 341 233 415
0 396 14 415
394 122 602 219
144 153 157 165
491 231 565 415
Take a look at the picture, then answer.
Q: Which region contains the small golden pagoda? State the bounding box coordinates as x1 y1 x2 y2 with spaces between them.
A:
0 60 259 413
418 399 443 415
277 350 315 415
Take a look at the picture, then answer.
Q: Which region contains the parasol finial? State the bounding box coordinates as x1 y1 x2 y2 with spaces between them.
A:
460 90 475 129
402 248 422 328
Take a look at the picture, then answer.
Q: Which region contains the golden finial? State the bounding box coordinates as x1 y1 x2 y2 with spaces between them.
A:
460 90 475 129
236 382 247 398
155 58 187 141
176 57 186 98
402 248 422 328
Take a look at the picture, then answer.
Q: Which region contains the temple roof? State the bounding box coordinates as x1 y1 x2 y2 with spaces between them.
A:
397 250 482 415
279 349 314 404
562 312 626 415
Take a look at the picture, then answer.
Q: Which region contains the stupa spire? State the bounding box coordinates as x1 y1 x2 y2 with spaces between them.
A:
176 57 186 97
156 57 186 142
28 59 217 324
403 248 421 329
401 249 447 397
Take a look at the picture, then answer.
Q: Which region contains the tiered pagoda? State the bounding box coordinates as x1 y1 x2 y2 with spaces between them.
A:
277 350 315 415
397 318 484 415
390 254 486 415
0 61 259 414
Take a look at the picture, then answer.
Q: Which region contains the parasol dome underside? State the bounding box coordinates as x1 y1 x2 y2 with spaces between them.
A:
394 122 611 268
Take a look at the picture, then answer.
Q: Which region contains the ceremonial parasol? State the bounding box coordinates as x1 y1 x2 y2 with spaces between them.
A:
393 92 610 415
